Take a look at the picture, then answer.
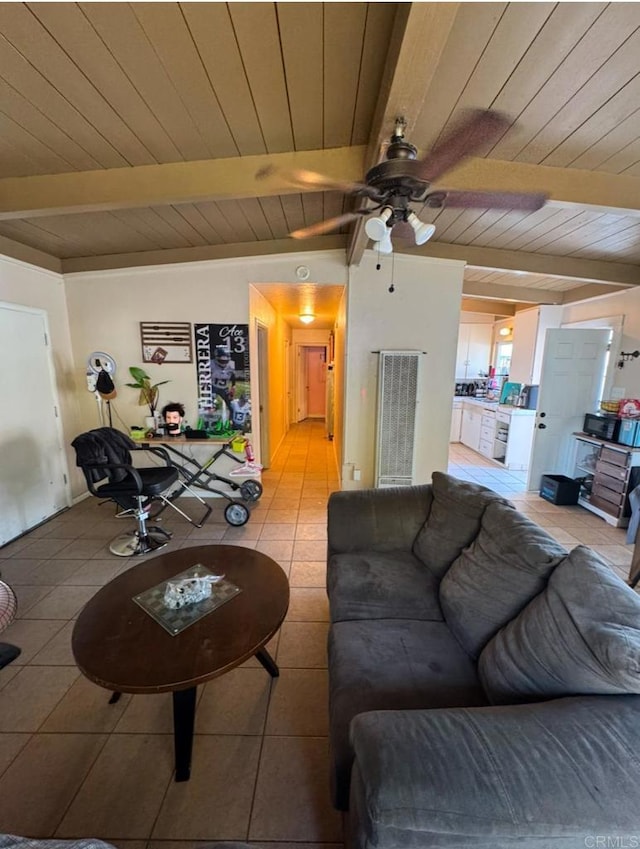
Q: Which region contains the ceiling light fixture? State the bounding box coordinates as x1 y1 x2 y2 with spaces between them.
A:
499 326 512 337
373 227 394 255
407 212 436 246
299 313 315 324
364 206 393 242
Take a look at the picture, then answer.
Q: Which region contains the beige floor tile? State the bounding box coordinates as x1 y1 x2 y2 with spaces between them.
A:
23 559 85 585
289 561 327 587
295 524 328 541
263 509 299 523
276 622 329 668
114 692 178 734
222 523 265 541
16 538 71 559
41 676 132 733
23 585 98 619
196 667 271 734
0 732 107 837
60 557 125 585
292 540 327 561
31 620 77 665
255 539 294 561
591 545 633 567
0 732 30 775
152 736 261 839
287 588 330 622
0 665 20 690
14 584 55 616
297 509 327 523
1 618 66 665
0 558 45 584
266 669 329 736
55 537 110 560
0 665 79 732
250 737 342 842
57 734 174 839
541 527 580 546
259 523 297 540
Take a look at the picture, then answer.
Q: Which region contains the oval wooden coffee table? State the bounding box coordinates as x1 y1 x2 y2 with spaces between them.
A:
72 544 289 781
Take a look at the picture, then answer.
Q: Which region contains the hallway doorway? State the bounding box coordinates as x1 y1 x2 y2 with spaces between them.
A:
297 345 327 421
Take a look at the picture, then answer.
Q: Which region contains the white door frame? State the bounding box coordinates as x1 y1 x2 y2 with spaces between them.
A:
256 320 270 469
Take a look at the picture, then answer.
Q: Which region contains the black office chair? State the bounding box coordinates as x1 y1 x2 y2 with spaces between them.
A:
71 427 183 557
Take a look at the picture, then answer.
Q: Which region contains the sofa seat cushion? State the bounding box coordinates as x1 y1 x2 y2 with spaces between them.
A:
479 545 640 704
327 550 443 622
349 695 640 848
439 501 568 658
412 472 512 581
328 618 487 810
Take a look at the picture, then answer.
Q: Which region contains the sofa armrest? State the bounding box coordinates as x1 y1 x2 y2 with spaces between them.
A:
349 696 640 848
327 485 432 557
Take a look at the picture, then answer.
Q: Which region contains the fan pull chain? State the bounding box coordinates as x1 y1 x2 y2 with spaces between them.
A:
388 251 395 293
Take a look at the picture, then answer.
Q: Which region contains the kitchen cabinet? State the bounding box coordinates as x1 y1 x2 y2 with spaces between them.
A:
573 434 640 528
450 401 462 442
509 306 563 385
478 408 497 458
460 401 483 451
493 408 536 471
456 323 492 379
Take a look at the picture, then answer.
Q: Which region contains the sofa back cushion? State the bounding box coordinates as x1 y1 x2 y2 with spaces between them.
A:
412 472 511 580
439 501 567 658
479 545 640 704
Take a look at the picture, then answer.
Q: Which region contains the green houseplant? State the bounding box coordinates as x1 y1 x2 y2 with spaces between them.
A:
126 366 170 418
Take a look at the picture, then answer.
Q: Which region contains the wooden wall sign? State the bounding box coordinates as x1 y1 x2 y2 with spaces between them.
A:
140 322 192 363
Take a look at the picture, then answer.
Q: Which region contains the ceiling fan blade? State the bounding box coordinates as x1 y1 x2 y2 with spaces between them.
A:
429 190 547 210
416 109 512 182
290 211 367 240
256 164 369 195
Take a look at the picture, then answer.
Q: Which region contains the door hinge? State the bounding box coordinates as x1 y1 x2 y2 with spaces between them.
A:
44 332 49 346
54 405 59 417
63 473 67 484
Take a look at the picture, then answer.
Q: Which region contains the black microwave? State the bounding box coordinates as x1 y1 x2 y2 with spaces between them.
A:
583 412 621 442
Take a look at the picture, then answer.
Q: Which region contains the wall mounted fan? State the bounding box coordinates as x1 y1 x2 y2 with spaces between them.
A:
258 109 547 253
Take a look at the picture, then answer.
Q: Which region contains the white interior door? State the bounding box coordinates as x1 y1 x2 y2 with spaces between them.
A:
0 304 69 544
527 328 610 491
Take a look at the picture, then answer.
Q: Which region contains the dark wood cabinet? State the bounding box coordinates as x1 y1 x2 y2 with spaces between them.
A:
574 434 640 528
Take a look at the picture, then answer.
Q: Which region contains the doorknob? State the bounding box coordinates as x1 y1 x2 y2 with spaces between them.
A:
538 423 547 429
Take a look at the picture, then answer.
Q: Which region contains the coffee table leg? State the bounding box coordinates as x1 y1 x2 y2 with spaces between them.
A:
173 686 197 782
255 647 279 677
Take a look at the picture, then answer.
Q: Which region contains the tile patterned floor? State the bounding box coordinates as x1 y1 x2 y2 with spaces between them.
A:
0 422 634 846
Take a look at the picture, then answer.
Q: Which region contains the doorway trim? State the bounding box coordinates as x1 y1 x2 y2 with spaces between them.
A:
256 321 270 469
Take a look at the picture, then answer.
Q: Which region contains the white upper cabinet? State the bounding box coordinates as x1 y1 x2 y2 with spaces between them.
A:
455 323 492 379
509 307 563 385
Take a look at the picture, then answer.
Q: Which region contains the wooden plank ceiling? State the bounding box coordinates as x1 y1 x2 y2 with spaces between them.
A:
0 1 639 317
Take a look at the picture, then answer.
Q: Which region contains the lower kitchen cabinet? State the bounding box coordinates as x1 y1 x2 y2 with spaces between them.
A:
460 400 534 470
460 402 482 451
573 434 640 528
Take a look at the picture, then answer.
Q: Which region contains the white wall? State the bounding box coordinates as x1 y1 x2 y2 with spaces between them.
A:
343 251 465 488
561 288 640 397
0 255 81 496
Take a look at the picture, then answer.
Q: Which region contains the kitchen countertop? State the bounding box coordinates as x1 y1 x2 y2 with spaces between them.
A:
455 398 536 415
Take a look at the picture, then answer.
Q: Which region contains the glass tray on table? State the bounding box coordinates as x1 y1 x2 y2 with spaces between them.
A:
133 563 242 636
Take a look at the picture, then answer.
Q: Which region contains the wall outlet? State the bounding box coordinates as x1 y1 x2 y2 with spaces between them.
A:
353 469 361 481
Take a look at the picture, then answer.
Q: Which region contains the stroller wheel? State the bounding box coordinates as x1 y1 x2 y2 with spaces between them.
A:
240 480 263 503
225 502 250 527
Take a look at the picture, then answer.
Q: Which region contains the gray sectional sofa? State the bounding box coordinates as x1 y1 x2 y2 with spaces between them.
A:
327 472 640 848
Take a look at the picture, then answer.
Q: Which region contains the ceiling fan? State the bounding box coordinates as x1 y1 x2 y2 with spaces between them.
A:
257 109 547 253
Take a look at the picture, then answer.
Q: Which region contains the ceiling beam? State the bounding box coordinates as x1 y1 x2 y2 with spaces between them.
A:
0 233 61 273
460 297 516 316
347 2 461 266
561 283 630 304
405 241 640 286
0 147 366 220
60 234 348 274
442 158 640 217
462 279 564 305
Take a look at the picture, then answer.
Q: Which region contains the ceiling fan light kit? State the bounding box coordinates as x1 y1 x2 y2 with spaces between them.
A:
261 109 547 250
299 313 315 324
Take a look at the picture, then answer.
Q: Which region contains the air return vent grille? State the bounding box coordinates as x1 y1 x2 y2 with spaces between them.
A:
375 351 421 487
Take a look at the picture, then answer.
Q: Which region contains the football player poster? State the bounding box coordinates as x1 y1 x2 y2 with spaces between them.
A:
194 323 252 434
